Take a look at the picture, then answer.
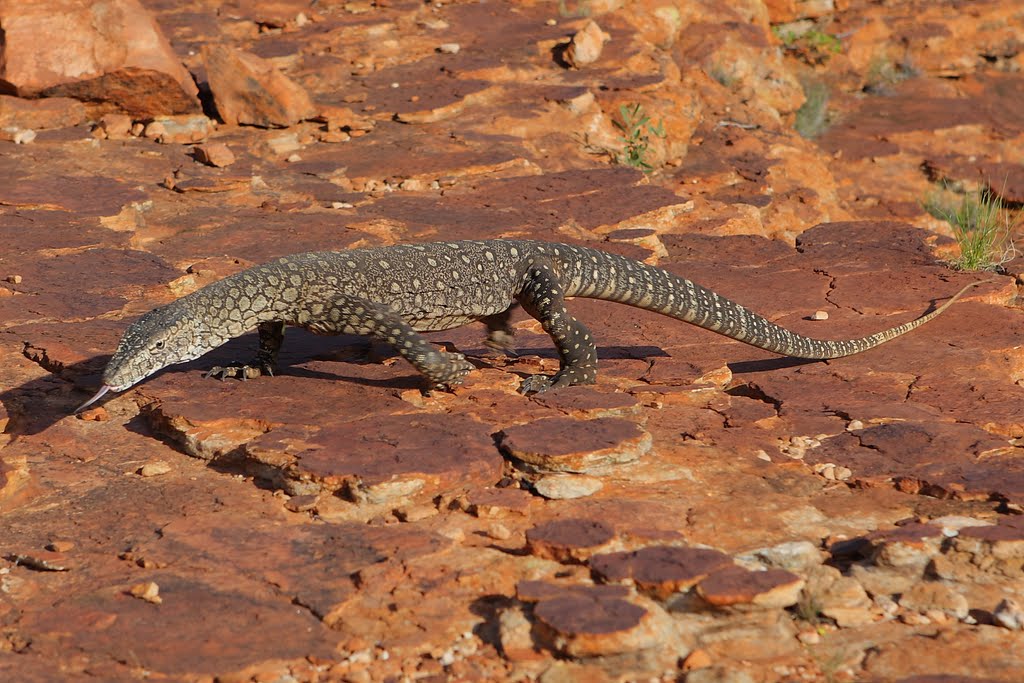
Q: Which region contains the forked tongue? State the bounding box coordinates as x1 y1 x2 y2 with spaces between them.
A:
74 385 112 413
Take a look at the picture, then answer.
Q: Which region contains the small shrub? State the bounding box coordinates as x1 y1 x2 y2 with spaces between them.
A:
708 62 738 88
864 55 917 93
794 79 830 139
925 185 1019 271
613 103 665 173
794 591 824 625
773 25 842 65
557 0 591 18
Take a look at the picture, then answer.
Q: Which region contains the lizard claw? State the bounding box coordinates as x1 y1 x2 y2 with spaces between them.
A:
204 363 270 381
519 374 554 394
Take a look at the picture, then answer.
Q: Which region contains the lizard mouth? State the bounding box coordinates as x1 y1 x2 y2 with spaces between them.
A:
74 385 115 413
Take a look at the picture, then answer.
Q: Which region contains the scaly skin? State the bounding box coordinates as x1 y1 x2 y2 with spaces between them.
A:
76 240 981 410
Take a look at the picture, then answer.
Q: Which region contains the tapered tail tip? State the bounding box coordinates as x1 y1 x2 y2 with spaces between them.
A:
74 385 112 414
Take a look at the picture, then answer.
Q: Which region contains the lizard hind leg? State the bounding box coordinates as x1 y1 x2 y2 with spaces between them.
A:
516 261 598 393
332 295 474 390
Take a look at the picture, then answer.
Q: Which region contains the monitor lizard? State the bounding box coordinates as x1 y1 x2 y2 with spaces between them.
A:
75 239 981 411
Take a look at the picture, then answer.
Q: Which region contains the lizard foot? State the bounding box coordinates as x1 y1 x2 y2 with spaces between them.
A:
204 361 274 381
519 374 554 394
484 330 518 357
519 366 597 394
422 351 474 391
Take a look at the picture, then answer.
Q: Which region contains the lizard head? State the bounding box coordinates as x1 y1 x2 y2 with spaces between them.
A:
76 300 212 412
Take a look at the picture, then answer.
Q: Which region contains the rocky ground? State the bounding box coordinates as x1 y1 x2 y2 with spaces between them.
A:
2 0 1023 681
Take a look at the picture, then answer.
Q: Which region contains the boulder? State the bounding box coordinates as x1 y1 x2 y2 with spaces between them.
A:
0 0 199 116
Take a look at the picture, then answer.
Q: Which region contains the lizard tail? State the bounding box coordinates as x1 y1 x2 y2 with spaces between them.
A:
557 245 983 359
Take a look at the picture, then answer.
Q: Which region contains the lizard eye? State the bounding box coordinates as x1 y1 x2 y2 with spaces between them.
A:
152 341 165 352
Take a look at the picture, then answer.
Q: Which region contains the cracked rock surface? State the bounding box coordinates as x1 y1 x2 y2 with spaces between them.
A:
2 1 1024 681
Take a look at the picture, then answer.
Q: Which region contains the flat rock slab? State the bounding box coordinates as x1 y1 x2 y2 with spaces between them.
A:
807 422 1023 504
526 518 617 563
529 386 642 419
144 516 452 628
21 573 336 677
518 581 675 658
695 566 804 609
498 416 651 473
245 413 504 502
590 545 735 600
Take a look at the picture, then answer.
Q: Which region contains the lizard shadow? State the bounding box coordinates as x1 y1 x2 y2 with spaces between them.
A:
2 322 799 439
728 357 820 374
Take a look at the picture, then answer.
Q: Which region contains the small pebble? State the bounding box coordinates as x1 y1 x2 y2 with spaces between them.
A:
532 473 603 500
6 275 22 284
564 20 607 68
284 494 318 513
193 142 235 168
46 540 75 553
77 407 108 422
900 612 931 625
755 450 772 462
487 523 512 540
129 581 162 604
847 419 864 431
13 129 36 144
810 310 829 320
797 630 821 645
681 649 713 670
138 461 171 477
993 598 1023 630
437 43 460 54
394 503 438 522
286 153 302 163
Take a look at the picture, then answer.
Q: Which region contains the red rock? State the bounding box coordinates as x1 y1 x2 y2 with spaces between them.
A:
202 45 316 128
22 573 336 675
590 545 734 599
95 113 134 140
160 409 506 504
564 21 610 69
0 95 86 130
498 417 651 473
681 648 713 671
522 581 676 658
695 566 805 609
0 0 199 115
862 523 945 569
143 115 213 144
467 487 535 518
0 454 30 507
529 386 641 419
517 580 630 603
193 142 236 168
764 0 834 22
525 518 616 563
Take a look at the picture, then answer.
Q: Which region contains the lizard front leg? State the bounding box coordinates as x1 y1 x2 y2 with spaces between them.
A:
516 260 598 393
205 321 284 381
